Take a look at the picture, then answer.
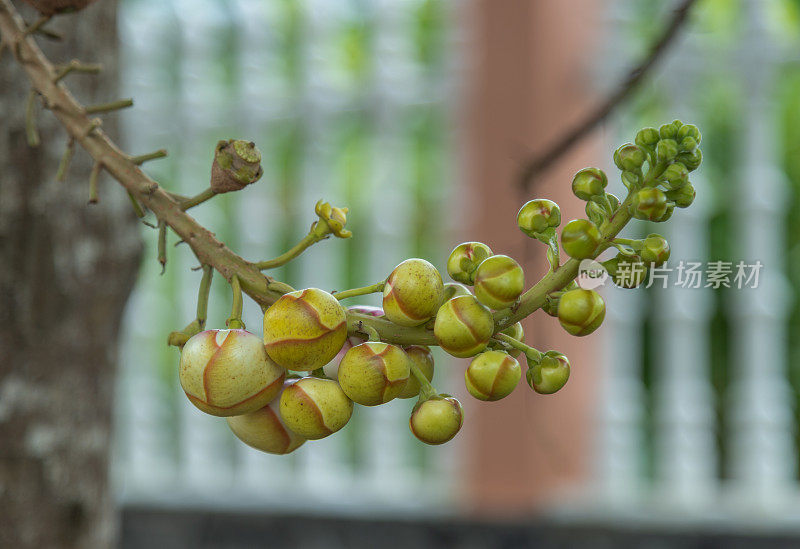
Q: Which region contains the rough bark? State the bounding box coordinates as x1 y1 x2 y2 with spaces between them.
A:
0 1 141 547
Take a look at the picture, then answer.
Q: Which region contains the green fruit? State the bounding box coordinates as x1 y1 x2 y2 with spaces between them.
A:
446 242 493 285
337 342 411 406
517 199 561 236
383 258 444 327
433 295 494 358
631 188 668 221
561 219 602 259
526 351 570 394
279 377 353 440
409 396 463 445
465 350 521 401
557 289 605 336
473 254 525 310
571 168 608 201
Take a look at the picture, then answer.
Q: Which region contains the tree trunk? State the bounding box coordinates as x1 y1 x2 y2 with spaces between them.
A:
0 1 141 547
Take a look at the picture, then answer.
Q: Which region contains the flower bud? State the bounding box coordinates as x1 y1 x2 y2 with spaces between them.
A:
639 233 670 266
517 199 561 236
409 396 463 445
679 136 698 153
446 242 493 284
571 168 608 201
603 255 648 289
489 322 524 357
666 184 696 208
226 382 305 454
677 123 701 144
631 188 668 221
473 255 525 310
635 127 660 148
210 139 263 194
657 203 675 222
180 329 285 417
660 162 689 190
337 342 411 406
434 295 494 358
263 288 347 371
398 345 435 399
561 219 602 259
659 119 682 140
465 350 521 401
526 351 570 394
279 377 353 440
314 201 352 239
557 289 605 336
677 148 702 171
441 282 472 303
656 139 679 163
613 143 646 172
383 258 444 327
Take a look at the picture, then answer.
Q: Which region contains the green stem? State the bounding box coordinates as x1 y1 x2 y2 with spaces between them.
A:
85 98 133 114
55 138 74 182
157 221 167 274
493 332 542 362
53 60 102 83
410 361 437 400
226 274 244 329
255 231 324 270
130 149 167 165
334 282 385 301
197 265 212 329
127 191 145 218
25 89 39 147
88 162 101 204
180 187 217 211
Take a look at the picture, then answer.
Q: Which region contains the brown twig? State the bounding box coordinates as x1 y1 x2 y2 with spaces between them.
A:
518 0 697 191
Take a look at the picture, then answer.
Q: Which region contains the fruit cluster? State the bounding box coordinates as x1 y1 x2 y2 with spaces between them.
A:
175 121 702 455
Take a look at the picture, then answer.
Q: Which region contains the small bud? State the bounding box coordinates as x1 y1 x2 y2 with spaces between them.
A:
557 289 606 336
677 148 702 171
441 282 472 303
279 377 353 440
677 123 701 144
446 242 493 284
603 255 648 289
621 170 640 188
526 351 570 394
517 199 561 236
613 143 647 172
657 203 676 222
398 345 435 399
409 396 463 445
383 258 445 327
561 219 602 260
656 139 679 163
571 168 608 201
679 136 698 153
434 295 494 358
635 127 660 148
263 288 347 371
180 329 285 417
665 184 696 208
314 200 352 238
226 382 306 454
210 139 263 194
338 342 411 406
473 254 525 310
660 163 689 190
631 188 668 221
659 119 682 140
465 350 521 401
639 233 670 266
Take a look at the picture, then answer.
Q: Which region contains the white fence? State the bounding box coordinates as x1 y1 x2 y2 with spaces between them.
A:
113 0 458 512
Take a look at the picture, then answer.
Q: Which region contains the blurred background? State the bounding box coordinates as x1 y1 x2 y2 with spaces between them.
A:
7 0 800 547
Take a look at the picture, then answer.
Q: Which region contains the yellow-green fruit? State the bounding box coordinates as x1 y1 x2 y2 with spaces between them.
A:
557 289 606 336
441 282 471 304
465 350 521 401
398 345 435 399
337 342 411 406
409 396 464 445
263 288 347 371
488 321 524 357
526 352 570 394
473 255 525 310
180 329 285 417
382 258 444 327
433 295 494 358
226 383 305 454
279 377 353 440
446 242 493 285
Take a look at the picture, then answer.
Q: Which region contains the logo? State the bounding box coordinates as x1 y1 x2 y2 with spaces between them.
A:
577 259 608 290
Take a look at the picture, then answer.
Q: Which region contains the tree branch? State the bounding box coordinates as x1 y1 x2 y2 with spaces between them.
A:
517 0 697 191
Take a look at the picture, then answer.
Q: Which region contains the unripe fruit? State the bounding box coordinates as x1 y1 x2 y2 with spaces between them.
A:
465 350 521 401
263 288 347 371
557 289 606 336
489 321 524 357
226 382 306 454
409 396 463 445
337 342 411 406
446 242 493 285
434 295 494 358
571 168 608 201
666 184 696 208
179 329 285 417
398 345 435 399
473 255 525 310
210 139 263 194
639 234 670 266
613 143 646 171
631 188 668 221
383 258 444 327
279 377 353 440
561 219 602 260
441 282 472 303
517 199 561 237
526 352 570 394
